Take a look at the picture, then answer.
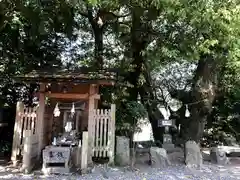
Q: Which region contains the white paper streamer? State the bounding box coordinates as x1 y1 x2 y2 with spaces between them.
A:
185 105 190 117
53 103 60 117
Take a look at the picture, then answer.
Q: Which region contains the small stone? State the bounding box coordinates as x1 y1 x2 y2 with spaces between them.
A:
150 147 171 168
210 147 229 165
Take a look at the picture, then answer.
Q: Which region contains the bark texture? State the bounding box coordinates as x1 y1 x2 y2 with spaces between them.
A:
127 9 164 142
187 55 218 142
170 55 219 143
87 8 104 69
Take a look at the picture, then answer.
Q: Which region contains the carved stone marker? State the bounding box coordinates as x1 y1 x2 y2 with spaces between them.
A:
149 147 170 167
158 119 175 151
185 141 202 168
210 147 229 165
81 131 88 173
115 136 130 166
42 146 71 174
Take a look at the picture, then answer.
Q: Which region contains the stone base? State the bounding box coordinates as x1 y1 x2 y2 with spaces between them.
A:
42 167 70 175
162 144 175 152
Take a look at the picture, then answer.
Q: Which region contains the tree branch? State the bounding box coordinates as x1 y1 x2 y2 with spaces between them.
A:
79 11 88 17
168 88 190 103
98 10 131 19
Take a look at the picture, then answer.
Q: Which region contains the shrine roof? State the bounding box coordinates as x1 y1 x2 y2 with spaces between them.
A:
15 67 117 85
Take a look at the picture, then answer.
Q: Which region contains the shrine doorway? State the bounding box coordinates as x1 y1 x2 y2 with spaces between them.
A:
50 100 86 142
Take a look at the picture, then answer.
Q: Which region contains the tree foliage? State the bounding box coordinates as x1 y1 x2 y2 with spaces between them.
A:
116 101 147 137
0 0 240 148
0 0 78 106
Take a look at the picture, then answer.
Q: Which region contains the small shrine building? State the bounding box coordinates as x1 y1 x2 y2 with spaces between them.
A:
11 68 116 173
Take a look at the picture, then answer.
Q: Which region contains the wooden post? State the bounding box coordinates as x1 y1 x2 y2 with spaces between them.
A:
87 84 95 164
76 139 82 167
63 111 67 128
109 104 116 164
11 101 24 165
81 131 88 173
76 111 80 132
37 83 46 159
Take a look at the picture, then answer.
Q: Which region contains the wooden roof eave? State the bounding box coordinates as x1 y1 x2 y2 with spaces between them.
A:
14 76 115 86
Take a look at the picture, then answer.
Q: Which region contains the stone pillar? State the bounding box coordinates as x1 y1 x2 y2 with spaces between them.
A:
162 133 174 150
22 130 33 173
81 131 88 173
37 83 46 159
161 120 175 151
109 104 116 164
11 101 24 166
115 136 130 166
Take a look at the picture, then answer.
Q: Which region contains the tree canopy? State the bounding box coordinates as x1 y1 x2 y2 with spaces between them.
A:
0 0 240 147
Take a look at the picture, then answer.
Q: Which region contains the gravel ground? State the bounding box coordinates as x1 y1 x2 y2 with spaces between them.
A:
0 163 240 180
1 151 240 180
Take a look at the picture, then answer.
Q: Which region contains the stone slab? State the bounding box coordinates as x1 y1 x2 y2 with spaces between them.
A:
185 141 202 168
42 167 70 175
149 147 171 167
115 136 130 166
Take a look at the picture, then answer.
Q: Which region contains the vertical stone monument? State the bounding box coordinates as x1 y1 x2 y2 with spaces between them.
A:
158 106 175 151
115 136 130 166
185 140 202 168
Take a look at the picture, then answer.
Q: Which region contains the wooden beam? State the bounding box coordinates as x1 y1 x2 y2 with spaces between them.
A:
97 80 115 86
46 93 100 100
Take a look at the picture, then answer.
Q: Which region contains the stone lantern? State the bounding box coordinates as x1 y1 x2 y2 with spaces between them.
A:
158 106 176 151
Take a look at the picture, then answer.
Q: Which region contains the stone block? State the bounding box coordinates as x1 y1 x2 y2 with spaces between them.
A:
115 136 130 166
149 147 170 167
163 134 172 144
185 141 202 168
210 147 229 165
42 146 71 174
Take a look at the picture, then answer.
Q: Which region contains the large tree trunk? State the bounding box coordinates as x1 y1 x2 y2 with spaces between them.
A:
126 10 145 101
87 8 104 69
169 55 219 143
186 55 218 142
126 9 165 142
139 67 165 142
92 23 104 68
